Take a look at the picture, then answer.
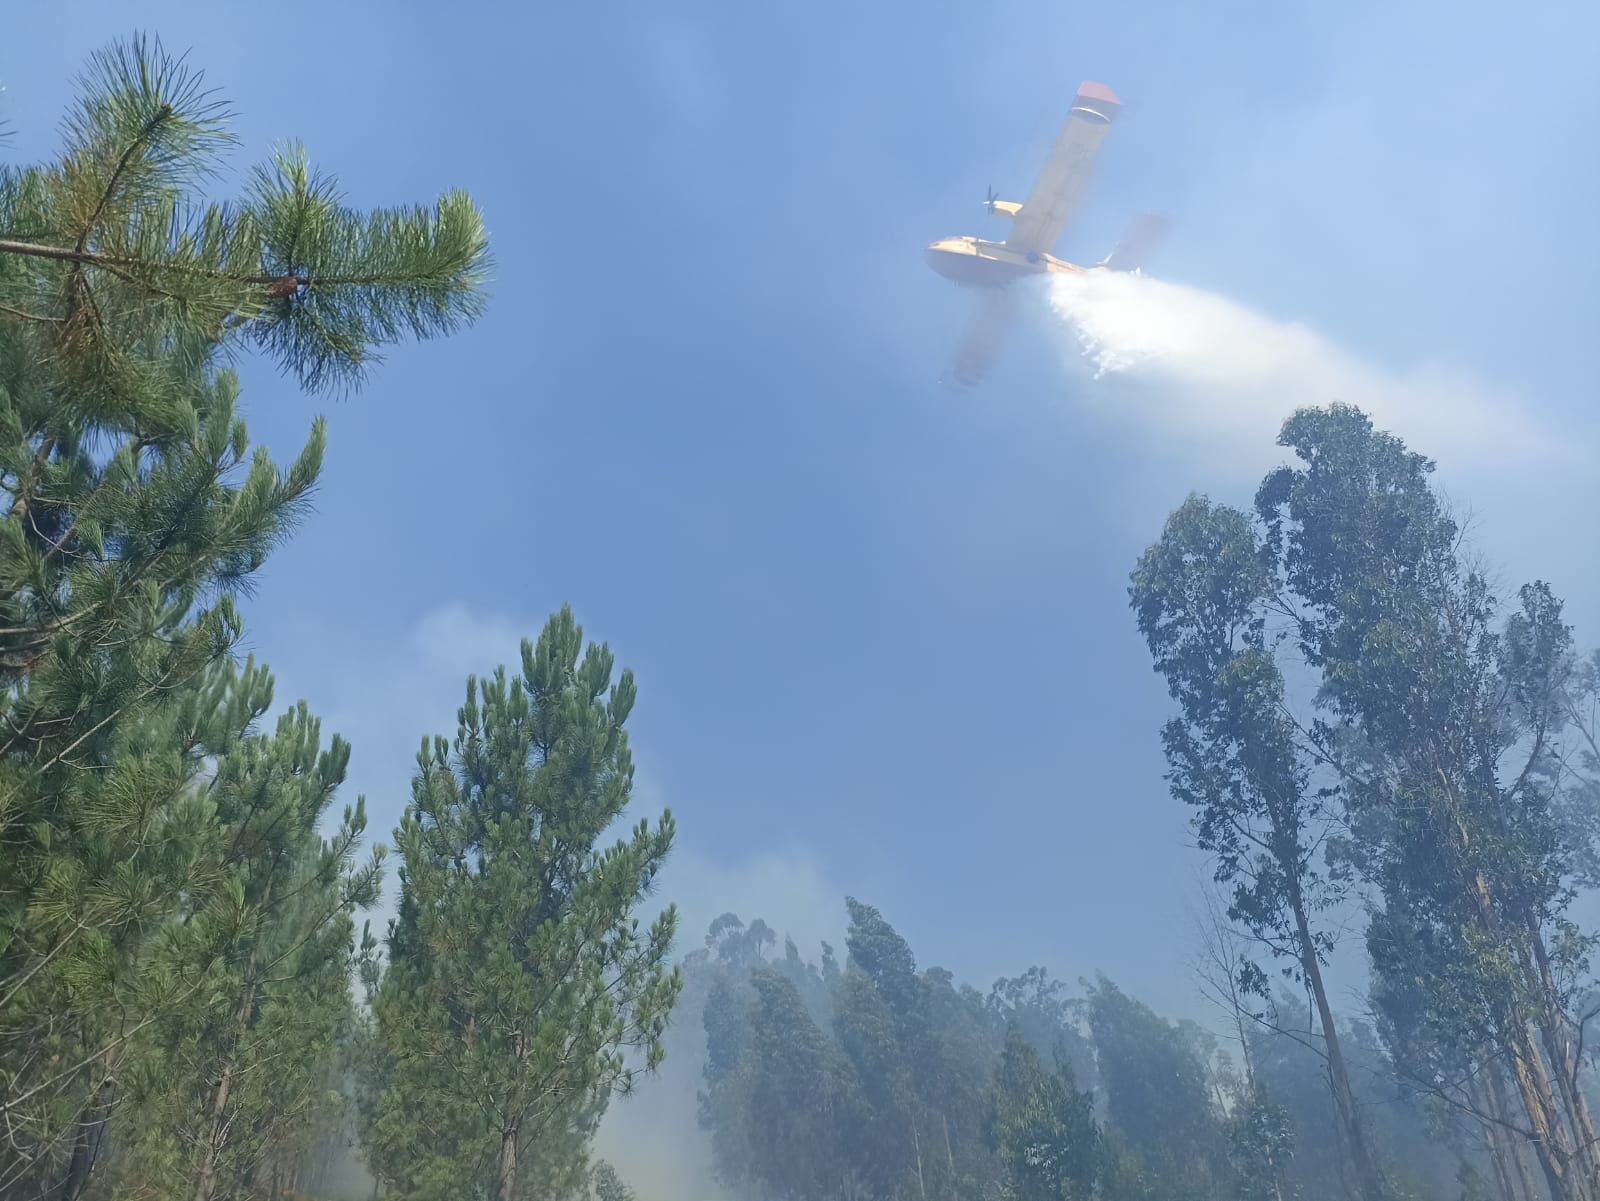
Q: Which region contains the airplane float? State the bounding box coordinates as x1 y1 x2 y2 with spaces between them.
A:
926 81 1166 385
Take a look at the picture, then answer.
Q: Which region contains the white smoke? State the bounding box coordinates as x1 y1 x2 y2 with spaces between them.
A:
1043 270 1565 477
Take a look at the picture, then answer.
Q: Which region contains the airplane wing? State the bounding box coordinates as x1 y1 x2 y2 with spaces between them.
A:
1003 82 1121 257
946 288 1015 388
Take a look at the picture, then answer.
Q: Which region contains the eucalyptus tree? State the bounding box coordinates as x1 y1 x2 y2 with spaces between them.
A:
738 966 865 1201
986 968 1096 1095
833 898 1000 1201
1130 491 1386 1201
1255 405 1600 1199
831 906 928 1201
986 1026 1100 1201
1084 977 1230 1199
1365 927 1541 1201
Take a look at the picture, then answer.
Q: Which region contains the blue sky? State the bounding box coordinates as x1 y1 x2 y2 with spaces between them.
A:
6 0 1598 1022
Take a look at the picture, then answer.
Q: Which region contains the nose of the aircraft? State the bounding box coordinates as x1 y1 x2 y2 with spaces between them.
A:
925 240 967 283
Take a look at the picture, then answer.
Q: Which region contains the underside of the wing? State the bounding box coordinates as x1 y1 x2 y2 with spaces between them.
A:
1004 82 1121 257
945 289 1016 388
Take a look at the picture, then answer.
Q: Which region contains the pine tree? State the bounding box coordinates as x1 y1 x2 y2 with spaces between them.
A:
0 31 486 768
362 607 680 1201
106 674 382 1201
0 33 486 1197
0 33 488 401
1 661 273 1197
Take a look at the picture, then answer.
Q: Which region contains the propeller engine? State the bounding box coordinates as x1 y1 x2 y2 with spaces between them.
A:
982 187 1021 219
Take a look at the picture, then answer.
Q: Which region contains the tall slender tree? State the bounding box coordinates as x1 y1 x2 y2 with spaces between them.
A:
1085 977 1230 1199
745 966 865 1201
833 898 999 1201
1130 492 1387 1200
362 607 680 1201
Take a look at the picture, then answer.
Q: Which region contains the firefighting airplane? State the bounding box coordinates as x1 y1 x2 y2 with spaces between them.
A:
926 81 1165 386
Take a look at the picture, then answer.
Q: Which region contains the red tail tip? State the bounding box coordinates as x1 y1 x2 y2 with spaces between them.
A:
1076 81 1121 107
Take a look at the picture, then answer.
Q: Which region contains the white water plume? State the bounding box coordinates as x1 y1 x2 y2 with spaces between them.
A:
1044 270 1560 474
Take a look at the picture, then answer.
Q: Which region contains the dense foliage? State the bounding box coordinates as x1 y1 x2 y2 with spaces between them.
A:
0 33 484 1201
357 608 680 1201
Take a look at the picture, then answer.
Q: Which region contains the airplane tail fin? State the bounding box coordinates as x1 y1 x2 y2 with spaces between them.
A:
1098 212 1170 272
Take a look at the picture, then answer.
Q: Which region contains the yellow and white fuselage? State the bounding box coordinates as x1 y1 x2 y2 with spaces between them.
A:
924 235 1085 288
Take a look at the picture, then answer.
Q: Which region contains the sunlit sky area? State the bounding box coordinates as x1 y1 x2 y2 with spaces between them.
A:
7 0 1597 1020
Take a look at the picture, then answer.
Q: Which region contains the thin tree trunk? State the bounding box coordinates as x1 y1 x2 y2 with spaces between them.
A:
498 1028 527 1201
1488 1143 1521 1201
1529 928 1600 1189
1448 826 1587 1201
1502 1016 1584 1201
1236 1025 1287 1201
497 1121 520 1201
314 1128 335 1193
910 1118 927 1201
1486 1065 1543 1201
53 1072 114 1201
1470 1070 1527 1201
193 1055 237 1201
1291 891 1387 1201
193 964 259 1201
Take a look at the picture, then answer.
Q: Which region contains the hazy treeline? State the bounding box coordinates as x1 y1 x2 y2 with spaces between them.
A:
4 33 1600 1201
683 905 1471 1201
